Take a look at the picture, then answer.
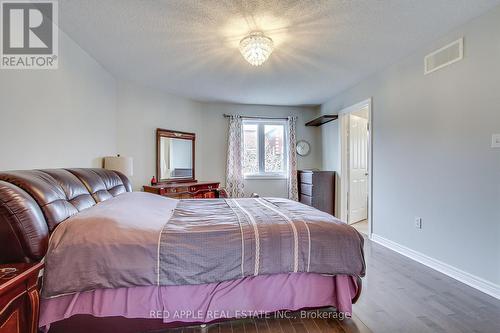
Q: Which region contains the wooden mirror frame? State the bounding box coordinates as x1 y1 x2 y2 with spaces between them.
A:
156 128 196 183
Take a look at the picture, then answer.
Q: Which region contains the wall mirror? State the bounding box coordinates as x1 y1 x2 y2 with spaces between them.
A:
156 128 195 183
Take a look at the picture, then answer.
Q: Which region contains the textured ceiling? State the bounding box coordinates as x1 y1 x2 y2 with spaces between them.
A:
58 0 500 105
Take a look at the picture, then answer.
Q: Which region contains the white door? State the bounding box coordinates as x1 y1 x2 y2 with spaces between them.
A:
348 114 369 224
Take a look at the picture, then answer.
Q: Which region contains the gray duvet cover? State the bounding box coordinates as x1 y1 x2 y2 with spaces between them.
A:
42 192 365 298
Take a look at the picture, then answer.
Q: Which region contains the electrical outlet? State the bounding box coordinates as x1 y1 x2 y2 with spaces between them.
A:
415 217 422 229
492 134 500 148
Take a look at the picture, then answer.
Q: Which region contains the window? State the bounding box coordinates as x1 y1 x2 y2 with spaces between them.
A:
242 120 287 178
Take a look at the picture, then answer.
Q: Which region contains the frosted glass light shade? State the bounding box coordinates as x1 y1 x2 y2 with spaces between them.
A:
239 32 274 66
104 155 133 176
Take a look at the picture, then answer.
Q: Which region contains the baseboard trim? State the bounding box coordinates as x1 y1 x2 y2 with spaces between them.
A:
371 234 500 300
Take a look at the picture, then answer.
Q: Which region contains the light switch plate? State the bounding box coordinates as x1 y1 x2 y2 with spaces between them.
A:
492 134 500 148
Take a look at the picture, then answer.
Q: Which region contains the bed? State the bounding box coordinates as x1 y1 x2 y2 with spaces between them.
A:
0 168 365 332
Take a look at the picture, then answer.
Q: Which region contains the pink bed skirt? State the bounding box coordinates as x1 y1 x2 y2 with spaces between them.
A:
40 273 358 329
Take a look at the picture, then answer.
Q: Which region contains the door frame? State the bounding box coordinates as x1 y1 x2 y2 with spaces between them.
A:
339 98 373 237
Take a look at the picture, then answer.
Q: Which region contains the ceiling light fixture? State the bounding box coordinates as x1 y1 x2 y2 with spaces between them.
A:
239 31 274 66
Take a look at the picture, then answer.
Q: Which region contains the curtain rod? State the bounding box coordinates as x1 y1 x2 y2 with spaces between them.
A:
223 114 289 120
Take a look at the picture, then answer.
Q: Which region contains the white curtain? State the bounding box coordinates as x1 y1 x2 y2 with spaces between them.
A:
225 115 245 198
287 116 299 201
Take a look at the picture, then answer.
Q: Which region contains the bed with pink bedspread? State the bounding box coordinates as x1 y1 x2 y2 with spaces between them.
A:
40 192 365 331
40 273 360 331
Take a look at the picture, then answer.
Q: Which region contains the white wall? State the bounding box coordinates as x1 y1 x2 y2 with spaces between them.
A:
116 80 322 196
0 29 117 170
320 7 500 285
116 80 202 189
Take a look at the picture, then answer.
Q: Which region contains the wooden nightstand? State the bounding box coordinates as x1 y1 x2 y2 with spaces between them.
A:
0 262 43 333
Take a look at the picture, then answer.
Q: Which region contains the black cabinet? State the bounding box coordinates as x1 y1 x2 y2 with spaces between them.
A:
298 170 335 216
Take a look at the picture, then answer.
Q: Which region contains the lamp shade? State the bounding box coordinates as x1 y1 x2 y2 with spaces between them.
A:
104 155 133 177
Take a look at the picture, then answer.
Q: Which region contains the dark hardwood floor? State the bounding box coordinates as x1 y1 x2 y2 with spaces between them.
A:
148 311 371 333
355 237 500 333
153 237 500 333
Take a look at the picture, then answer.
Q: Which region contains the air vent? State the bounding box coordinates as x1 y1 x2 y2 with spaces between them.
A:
424 38 463 75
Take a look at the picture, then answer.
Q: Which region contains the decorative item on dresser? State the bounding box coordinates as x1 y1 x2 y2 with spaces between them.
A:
0 262 43 333
298 170 335 216
143 181 225 199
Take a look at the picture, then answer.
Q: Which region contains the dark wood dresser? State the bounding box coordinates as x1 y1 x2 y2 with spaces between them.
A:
143 181 222 199
0 262 43 333
298 170 335 216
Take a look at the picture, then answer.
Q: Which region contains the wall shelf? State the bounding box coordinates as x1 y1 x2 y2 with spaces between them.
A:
305 115 338 127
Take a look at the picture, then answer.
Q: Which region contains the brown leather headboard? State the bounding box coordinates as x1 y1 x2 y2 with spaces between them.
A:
0 168 132 264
